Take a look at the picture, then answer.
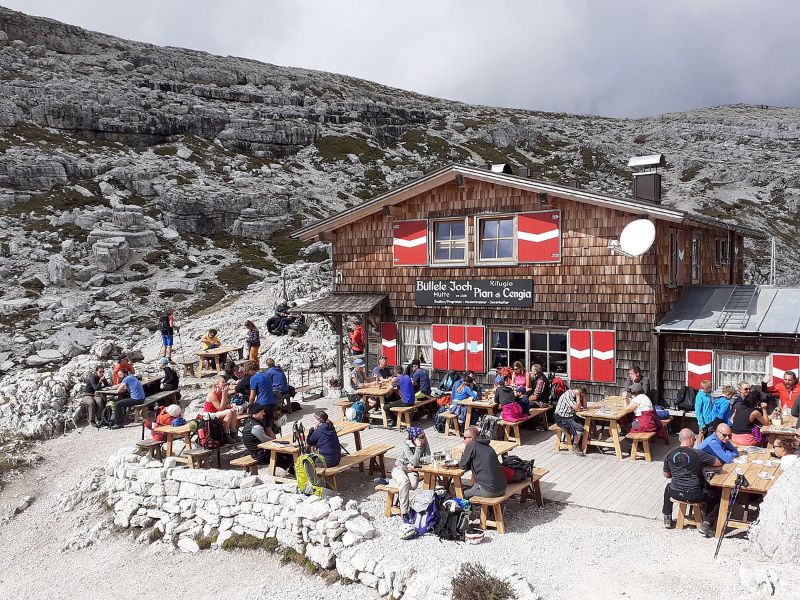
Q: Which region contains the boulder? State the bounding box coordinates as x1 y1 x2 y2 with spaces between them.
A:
156 279 197 294
93 237 131 272
47 254 73 287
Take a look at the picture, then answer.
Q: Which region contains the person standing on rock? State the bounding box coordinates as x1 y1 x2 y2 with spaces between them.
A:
158 307 179 360
82 365 109 426
244 320 261 368
112 372 147 429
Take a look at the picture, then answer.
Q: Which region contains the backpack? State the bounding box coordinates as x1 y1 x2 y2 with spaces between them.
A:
500 402 526 423
402 489 440 537
675 386 696 411
345 399 366 422
548 375 567 404
436 393 452 408
433 406 450 433
196 415 225 449
144 406 174 442
158 314 171 335
295 453 330 497
439 371 461 393
433 505 470 541
501 455 534 483
96 401 116 429
477 414 501 441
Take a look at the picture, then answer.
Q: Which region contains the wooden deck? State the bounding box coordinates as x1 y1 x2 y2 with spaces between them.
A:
287 396 671 520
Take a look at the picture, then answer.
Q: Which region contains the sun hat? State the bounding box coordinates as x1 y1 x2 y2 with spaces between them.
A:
165 404 182 418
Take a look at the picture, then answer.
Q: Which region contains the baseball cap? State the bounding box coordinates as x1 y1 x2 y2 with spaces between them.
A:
158 357 170 366
248 403 265 415
353 358 365 367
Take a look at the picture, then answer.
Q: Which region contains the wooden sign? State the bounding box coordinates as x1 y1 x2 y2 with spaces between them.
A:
415 279 532 308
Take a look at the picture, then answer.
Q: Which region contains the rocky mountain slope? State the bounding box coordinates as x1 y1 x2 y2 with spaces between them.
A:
0 6 797 391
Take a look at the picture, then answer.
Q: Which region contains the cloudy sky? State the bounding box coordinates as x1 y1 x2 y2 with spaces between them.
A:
4 0 798 118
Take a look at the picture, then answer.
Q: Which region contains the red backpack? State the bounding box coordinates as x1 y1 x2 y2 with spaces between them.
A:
549 376 567 402
196 416 225 449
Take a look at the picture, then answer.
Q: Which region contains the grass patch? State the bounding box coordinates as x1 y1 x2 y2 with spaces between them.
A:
4 184 109 217
315 135 384 163
463 139 528 167
216 262 259 291
400 129 469 164
0 121 121 155
451 562 516 600
128 263 149 273
680 164 702 182
153 145 178 156
633 134 648 144
221 533 279 552
196 533 218 550
131 286 150 297
268 215 316 264
148 528 164 544
187 281 227 316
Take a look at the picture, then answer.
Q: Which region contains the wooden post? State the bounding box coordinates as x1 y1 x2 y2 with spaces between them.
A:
335 314 344 387
362 312 370 375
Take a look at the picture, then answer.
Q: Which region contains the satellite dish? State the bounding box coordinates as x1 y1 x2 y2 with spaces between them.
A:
611 219 656 257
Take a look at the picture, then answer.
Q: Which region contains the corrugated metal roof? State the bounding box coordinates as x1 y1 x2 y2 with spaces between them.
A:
656 286 800 335
294 293 387 315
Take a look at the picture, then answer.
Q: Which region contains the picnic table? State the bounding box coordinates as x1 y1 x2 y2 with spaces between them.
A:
459 399 498 426
153 422 194 461
577 396 629 460
97 375 162 398
356 382 395 427
761 415 797 449
257 420 368 477
708 449 783 538
195 345 244 378
419 439 517 497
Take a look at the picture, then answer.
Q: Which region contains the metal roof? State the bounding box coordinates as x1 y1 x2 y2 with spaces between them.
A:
656 286 800 336
293 293 387 315
293 163 762 241
628 154 666 168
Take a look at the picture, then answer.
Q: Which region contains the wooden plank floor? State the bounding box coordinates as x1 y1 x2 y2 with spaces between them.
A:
289 396 671 520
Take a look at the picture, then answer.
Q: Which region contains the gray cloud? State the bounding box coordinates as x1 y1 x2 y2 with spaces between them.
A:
4 0 799 117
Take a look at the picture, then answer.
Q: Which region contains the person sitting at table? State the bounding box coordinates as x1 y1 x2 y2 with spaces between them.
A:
221 359 240 382
265 358 295 407
204 376 240 445
694 380 714 441
390 426 431 518
527 364 550 408
622 365 651 397
697 423 739 464
111 372 147 430
112 354 135 385
733 380 756 407
146 404 182 442
244 320 261 369
346 358 374 408
464 370 484 401
510 361 526 389
730 389 770 446
249 366 275 416
773 437 798 470
200 328 221 350
449 375 478 425
513 385 531 413
306 410 341 468
384 366 415 427
233 360 257 401
410 359 431 399
273 299 297 335
761 370 800 413
458 426 507 499
241 403 278 465
622 392 668 442
372 356 392 381
662 428 722 535
500 387 528 423
82 365 110 426
554 386 587 456
158 356 180 395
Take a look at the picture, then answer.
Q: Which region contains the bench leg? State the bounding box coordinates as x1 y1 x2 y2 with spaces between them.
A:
512 425 521 446
328 475 337 491
643 440 652 463
445 418 452 437
479 505 489 531
541 412 549 429
378 454 387 478
629 439 640 462
554 431 562 452
676 503 687 529
494 505 506 534
532 479 544 507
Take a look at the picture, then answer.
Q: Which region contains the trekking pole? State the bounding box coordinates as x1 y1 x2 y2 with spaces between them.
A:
714 471 749 559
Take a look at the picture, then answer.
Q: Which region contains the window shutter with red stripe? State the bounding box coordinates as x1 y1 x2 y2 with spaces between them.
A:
686 350 713 390
432 325 449 370
380 323 397 366
465 326 485 373
772 353 800 387
517 210 561 263
568 329 591 381
448 325 466 372
591 330 616 383
392 219 428 266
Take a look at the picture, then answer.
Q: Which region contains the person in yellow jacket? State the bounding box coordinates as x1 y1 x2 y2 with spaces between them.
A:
200 328 221 350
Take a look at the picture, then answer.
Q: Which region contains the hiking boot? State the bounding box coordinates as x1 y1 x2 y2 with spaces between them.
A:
663 514 672 529
224 433 238 445
698 521 714 537
571 447 585 457
111 424 124 430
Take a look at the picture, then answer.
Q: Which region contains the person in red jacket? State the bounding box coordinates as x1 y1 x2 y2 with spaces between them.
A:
349 318 365 355
762 370 800 411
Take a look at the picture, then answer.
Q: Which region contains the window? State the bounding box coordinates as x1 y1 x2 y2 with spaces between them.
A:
715 238 730 266
490 328 568 376
716 352 767 388
490 329 526 369
432 219 467 264
691 231 701 285
399 323 432 365
477 217 515 262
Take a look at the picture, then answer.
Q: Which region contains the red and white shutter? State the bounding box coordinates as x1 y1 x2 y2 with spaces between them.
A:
432 325 449 370
465 326 485 373
517 210 561 263
568 329 592 381
686 349 713 390
392 219 428 266
772 353 800 387
591 330 616 383
380 322 397 366
448 325 466 372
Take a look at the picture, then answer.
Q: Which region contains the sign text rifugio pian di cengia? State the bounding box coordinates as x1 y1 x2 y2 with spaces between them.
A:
415 279 533 307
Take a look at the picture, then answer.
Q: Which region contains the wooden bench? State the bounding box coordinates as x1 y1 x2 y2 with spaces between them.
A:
335 399 354 419
389 397 437 429
626 431 656 462
135 389 180 439
442 411 462 437
136 439 164 461
317 443 392 490
184 448 212 469
549 423 574 452
176 358 200 378
660 417 673 444
469 467 549 534
498 416 533 446
375 484 401 517
230 455 259 476
672 498 703 530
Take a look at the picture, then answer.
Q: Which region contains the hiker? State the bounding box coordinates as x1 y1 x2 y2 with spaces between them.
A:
221 359 240 382
554 386 587 456
112 372 147 429
733 380 754 407
697 423 739 464
730 389 770 446
773 437 798 470
234 360 258 400
200 328 221 350
349 317 365 355
708 384 736 429
623 365 651 397
306 410 341 468
148 404 182 442
410 359 431 399
272 299 296 335
82 365 109 426
527 364 550 407
204 376 239 444
158 356 179 393
265 358 295 406
694 380 714 439
449 375 478 424
499 386 528 422
762 370 800 412
158 307 179 359
465 370 484 401
662 428 722 535
241 403 278 464
513 385 531 412
345 358 371 406
372 356 392 381
385 365 415 427
458 426 507 499
249 365 275 417
622 392 667 442
509 361 527 388
390 426 431 517
112 354 135 385
244 320 261 368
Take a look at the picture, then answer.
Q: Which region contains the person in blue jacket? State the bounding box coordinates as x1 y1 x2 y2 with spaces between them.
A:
694 380 714 439
384 366 415 427
697 422 739 464
306 410 340 468
708 385 735 429
449 375 478 423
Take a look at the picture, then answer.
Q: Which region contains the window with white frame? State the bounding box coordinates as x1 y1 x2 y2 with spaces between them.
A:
432 219 467 264
477 216 515 262
716 352 767 388
490 328 568 375
399 323 432 365
490 329 526 369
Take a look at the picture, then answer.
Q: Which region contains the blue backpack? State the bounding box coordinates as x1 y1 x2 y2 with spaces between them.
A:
346 399 366 422
402 490 440 537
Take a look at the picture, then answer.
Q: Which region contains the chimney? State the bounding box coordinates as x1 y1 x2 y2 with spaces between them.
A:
488 162 514 174
627 154 666 203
